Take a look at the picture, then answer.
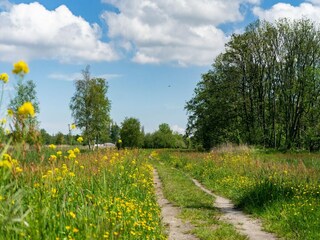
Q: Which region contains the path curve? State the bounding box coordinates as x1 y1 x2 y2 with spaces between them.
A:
192 179 277 240
153 169 199 240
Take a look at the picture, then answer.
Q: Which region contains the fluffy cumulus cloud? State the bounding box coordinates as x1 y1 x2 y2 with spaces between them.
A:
0 2 118 62
102 0 260 66
253 1 320 23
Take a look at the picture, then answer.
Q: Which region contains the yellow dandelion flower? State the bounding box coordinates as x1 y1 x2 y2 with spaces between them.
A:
49 144 56 149
56 151 62 156
68 150 76 159
71 124 76 130
0 73 9 83
118 139 122 143
73 147 80 154
5 129 10 135
73 228 79 233
18 102 35 117
15 166 23 173
49 155 57 162
11 159 18 166
56 176 63 181
65 226 71 230
51 188 57 195
12 60 29 75
77 136 83 143
69 211 76 219
0 160 12 169
2 153 12 161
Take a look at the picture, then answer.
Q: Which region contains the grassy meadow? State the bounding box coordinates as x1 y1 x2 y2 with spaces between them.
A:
0 148 165 239
1 58 318 240
154 147 320 240
2 144 320 239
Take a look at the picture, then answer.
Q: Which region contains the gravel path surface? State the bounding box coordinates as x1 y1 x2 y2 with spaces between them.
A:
192 178 278 240
153 169 199 240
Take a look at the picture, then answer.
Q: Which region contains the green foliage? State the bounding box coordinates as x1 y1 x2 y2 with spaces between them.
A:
120 117 143 148
40 129 53 145
110 122 120 144
70 66 111 149
1 149 166 239
159 149 320 239
186 18 320 150
55 132 65 145
9 80 41 145
143 123 187 149
0 167 29 238
152 155 247 240
9 80 40 115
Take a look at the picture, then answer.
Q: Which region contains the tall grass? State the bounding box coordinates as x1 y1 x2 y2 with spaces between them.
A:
0 149 165 239
157 147 320 240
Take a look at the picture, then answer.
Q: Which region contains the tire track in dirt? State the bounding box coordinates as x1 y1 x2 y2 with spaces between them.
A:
192 178 278 240
153 169 199 240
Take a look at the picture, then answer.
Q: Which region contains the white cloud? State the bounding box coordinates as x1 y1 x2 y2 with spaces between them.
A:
0 2 118 62
253 2 320 23
102 0 259 66
48 73 82 81
49 72 121 81
307 0 320 5
171 124 185 135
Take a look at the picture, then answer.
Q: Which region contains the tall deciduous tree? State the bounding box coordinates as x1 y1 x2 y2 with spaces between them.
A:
186 18 320 150
70 66 111 149
120 117 143 148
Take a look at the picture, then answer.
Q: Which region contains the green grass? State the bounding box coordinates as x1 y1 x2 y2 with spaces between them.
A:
0 149 166 239
156 148 320 240
152 158 247 240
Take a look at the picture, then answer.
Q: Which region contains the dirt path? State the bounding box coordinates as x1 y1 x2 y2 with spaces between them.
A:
153 169 199 240
192 179 277 240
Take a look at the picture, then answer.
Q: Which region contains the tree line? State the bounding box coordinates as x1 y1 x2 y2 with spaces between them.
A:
186 18 320 151
68 66 187 149
39 121 187 149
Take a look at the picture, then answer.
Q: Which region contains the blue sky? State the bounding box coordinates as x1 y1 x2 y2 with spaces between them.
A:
0 0 316 134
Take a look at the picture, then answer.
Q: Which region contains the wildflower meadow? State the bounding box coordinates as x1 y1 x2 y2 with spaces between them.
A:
1 61 320 240
0 62 165 240
156 147 320 240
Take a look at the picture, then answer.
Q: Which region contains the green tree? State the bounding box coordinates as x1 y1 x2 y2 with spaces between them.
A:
70 66 111 149
153 123 175 148
9 80 40 115
40 129 53 145
55 132 65 145
143 133 155 148
110 122 120 144
142 124 187 149
9 79 41 146
120 117 143 148
186 18 320 150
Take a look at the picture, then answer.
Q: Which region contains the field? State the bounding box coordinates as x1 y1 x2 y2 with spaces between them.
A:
155 147 320 240
0 148 165 239
1 144 320 239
